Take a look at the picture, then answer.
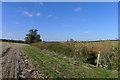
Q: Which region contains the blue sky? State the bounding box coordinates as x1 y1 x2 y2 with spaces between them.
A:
2 2 118 41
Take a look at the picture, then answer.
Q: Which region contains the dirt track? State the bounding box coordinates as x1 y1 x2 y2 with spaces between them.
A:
1 42 45 79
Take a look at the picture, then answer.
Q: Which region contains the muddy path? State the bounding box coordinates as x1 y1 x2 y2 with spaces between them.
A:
1 42 45 79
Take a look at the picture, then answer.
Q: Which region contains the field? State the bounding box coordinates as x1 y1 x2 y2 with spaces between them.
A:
1 41 118 78
23 40 118 78
31 41 118 69
1 42 44 79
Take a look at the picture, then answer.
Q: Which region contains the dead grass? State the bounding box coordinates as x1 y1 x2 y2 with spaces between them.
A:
31 40 118 70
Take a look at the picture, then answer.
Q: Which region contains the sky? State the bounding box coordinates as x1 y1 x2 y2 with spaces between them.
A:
2 2 118 41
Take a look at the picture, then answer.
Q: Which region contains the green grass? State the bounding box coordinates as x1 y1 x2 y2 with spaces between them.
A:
31 42 75 58
31 41 118 70
23 46 118 78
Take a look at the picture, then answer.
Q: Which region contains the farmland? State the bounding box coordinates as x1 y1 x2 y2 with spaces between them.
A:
1 42 44 79
2 1 118 79
1 40 119 78
23 40 118 78
31 40 118 69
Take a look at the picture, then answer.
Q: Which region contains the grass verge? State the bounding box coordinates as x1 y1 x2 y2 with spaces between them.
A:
23 46 118 78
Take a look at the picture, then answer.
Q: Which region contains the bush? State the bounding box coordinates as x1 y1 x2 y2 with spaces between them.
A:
25 29 42 43
85 51 97 65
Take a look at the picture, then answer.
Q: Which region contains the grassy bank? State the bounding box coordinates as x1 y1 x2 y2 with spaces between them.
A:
23 46 118 78
31 41 118 70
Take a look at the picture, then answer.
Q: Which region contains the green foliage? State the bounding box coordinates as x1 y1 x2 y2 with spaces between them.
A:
25 29 42 43
110 46 119 70
31 41 118 70
23 46 118 78
1 39 25 43
70 38 74 42
46 43 74 57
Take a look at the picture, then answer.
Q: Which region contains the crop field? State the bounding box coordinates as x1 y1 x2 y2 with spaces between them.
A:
1 41 119 79
1 42 44 79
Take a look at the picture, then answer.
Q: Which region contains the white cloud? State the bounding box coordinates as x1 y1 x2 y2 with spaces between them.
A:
83 32 89 34
36 12 41 16
48 14 53 17
23 11 33 17
39 2 44 6
74 8 81 12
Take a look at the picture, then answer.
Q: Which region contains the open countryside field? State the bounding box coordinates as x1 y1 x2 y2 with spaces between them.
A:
1 41 119 79
2 2 118 79
1 42 45 79
23 40 118 78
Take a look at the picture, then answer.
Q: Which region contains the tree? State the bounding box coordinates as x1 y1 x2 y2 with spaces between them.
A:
70 38 74 42
25 29 42 43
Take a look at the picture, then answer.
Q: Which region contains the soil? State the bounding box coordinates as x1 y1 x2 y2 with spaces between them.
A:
1 42 45 79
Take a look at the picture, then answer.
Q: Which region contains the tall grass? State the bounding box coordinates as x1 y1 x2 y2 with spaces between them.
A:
23 46 118 78
31 41 118 70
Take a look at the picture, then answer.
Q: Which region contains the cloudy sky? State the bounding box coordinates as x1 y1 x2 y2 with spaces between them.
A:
2 2 118 41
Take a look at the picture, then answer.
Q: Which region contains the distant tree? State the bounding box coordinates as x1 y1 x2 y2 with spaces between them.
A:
70 38 74 42
25 29 42 43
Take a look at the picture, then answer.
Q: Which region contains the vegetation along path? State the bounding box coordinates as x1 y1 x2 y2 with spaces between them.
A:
0 42 118 78
23 45 118 78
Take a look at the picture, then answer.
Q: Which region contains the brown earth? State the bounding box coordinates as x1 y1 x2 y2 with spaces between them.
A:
1 42 45 79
